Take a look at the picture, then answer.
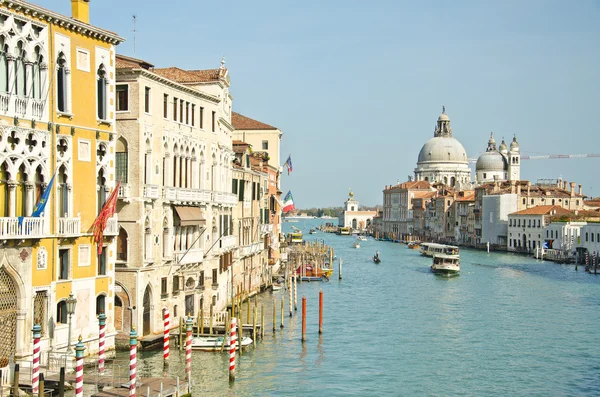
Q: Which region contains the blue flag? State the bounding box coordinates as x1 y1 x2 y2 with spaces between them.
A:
31 172 56 217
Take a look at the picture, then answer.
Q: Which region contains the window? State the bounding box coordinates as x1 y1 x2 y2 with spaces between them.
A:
163 94 168 118
262 140 269 150
116 85 128 111
199 271 204 288
15 41 26 97
191 104 196 126
179 99 184 123
172 97 177 121
0 37 8 93
161 277 168 297
531 199 534 204
212 268 218 286
200 107 204 128
212 111 216 132
57 52 68 112
483 173 487 179
56 301 68 324
173 275 180 293
232 179 238 194
34 291 48 335
98 249 106 275
58 248 69 280
552 199 555 205
116 138 128 183
185 102 189 124
144 87 151 113
537 219 540 228
96 295 105 315
586 232 588 242
97 65 107 120
593 234 595 243
522 198 526 205
173 305 178 317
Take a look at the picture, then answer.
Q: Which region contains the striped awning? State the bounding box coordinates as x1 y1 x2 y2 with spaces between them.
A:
174 206 206 227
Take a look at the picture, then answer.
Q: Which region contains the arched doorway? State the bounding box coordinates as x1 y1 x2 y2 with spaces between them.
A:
0 266 17 365
142 285 152 336
352 219 357 229
522 235 527 251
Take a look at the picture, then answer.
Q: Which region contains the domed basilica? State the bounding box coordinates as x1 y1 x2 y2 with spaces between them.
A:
475 133 520 184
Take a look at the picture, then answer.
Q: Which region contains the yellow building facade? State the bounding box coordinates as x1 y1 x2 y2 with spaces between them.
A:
0 0 123 364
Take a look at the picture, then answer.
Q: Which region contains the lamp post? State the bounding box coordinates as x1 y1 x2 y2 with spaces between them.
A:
66 292 77 354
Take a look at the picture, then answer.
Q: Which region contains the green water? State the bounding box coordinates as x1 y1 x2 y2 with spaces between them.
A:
95 219 600 396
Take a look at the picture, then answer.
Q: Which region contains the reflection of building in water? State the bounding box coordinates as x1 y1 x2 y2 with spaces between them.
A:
338 190 377 230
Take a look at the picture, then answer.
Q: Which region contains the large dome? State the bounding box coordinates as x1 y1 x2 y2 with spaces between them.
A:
417 136 468 164
476 150 508 171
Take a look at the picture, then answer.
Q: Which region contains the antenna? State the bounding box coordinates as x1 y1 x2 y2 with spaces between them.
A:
132 15 137 56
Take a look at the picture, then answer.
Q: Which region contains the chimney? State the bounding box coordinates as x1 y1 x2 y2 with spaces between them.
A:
71 0 90 24
579 184 582 195
563 180 568 190
570 182 576 197
511 180 516 194
527 181 531 197
517 183 521 195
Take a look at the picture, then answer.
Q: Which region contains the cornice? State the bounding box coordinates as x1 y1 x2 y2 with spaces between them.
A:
2 0 125 45
219 117 234 132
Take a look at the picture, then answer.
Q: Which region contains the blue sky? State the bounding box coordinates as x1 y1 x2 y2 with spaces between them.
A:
38 0 600 208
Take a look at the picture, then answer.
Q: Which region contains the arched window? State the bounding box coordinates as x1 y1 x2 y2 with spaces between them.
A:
97 64 107 119
57 52 68 112
32 46 42 99
15 41 26 97
117 226 128 261
97 168 107 214
450 177 456 187
116 137 128 183
0 36 8 92
96 295 106 316
58 165 69 217
56 300 67 324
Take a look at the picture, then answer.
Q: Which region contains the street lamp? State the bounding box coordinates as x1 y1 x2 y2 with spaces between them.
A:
65 292 77 354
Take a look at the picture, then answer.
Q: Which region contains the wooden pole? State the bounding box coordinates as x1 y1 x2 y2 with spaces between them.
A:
339 258 343 280
58 367 65 397
246 296 251 325
12 364 19 397
272 298 276 332
253 304 257 347
301 296 307 342
199 305 204 335
319 289 324 334
209 304 214 335
280 296 284 328
179 318 183 351
39 372 45 397
261 302 265 339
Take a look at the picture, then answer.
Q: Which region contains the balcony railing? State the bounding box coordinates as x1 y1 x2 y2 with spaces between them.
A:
118 183 131 200
260 224 273 234
105 217 118 236
238 242 262 258
0 94 47 119
163 187 212 204
213 192 238 206
143 184 160 200
220 235 237 251
58 217 80 236
0 217 45 239
174 247 204 265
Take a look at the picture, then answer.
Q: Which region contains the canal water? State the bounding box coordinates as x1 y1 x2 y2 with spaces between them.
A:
102 218 600 396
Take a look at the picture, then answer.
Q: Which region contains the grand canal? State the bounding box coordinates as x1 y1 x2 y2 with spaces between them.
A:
100 218 600 396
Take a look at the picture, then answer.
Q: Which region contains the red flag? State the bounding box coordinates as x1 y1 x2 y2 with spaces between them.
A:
93 182 121 254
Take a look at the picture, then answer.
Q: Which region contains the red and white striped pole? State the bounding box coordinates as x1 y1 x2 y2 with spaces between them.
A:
229 317 236 383
98 312 106 375
75 336 85 397
288 276 293 317
31 324 41 394
163 307 170 364
185 316 193 383
129 328 137 397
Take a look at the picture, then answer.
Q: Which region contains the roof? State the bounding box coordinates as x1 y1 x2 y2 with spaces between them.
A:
412 191 438 199
152 67 225 83
455 190 475 202
116 54 153 70
232 141 249 154
386 180 432 191
232 112 277 130
476 180 584 199
510 205 573 216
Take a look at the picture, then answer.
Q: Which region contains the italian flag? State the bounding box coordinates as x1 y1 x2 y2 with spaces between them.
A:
283 190 295 213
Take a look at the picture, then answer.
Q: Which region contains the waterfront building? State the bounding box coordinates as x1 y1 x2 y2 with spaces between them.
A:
507 205 573 253
338 191 376 231
382 181 433 240
480 194 518 248
114 55 236 339
231 112 283 273
453 190 475 245
371 209 383 239
475 133 521 183
414 107 471 188
578 223 600 257
0 0 124 361
410 191 437 240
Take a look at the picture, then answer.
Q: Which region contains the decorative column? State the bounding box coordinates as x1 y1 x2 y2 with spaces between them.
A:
98 312 106 374
31 324 41 394
129 328 137 397
185 316 193 383
75 336 85 397
7 180 17 218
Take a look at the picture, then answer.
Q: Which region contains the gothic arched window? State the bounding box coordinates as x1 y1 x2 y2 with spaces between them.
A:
33 46 43 100
97 64 107 120
0 36 8 92
57 52 68 112
15 41 26 97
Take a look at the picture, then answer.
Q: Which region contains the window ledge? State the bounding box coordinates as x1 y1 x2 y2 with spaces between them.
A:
161 293 169 300
116 110 130 114
97 119 112 126
57 111 74 120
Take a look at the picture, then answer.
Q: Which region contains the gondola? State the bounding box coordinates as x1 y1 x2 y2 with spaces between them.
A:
373 256 381 264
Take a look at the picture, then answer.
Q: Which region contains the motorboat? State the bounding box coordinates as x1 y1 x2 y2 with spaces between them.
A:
407 241 421 250
353 241 360 249
373 255 381 264
271 283 282 292
191 335 253 351
357 235 368 241
309 228 317 234
420 243 459 258
431 254 460 276
296 263 333 279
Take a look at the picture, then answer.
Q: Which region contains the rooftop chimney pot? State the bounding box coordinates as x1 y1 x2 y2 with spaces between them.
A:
71 0 90 24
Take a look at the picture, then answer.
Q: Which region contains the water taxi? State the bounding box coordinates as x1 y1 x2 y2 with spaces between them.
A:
296 263 333 280
339 227 351 235
431 254 460 276
357 235 368 241
420 243 459 258
408 241 421 250
309 228 317 234
191 335 253 351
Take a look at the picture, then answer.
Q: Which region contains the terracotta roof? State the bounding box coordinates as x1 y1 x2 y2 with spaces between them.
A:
455 190 475 202
510 205 573 216
412 191 437 199
152 67 224 83
232 112 277 130
116 54 154 70
386 180 431 191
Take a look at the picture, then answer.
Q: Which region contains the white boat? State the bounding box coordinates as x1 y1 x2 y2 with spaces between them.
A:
191 335 253 351
431 254 460 275
353 241 360 249
271 283 282 291
357 235 367 241
419 243 459 258
309 228 317 234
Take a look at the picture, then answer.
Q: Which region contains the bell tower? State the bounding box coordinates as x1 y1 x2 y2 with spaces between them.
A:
507 135 520 181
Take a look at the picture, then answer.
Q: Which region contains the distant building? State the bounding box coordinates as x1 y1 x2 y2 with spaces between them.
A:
338 191 377 231
481 194 518 248
382 181 434 240
507 205 573 252
475 133 521 184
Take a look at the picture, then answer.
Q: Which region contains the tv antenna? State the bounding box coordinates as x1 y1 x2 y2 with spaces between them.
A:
132 15 137 56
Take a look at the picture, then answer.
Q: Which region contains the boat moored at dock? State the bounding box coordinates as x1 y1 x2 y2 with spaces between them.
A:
191 335 253 351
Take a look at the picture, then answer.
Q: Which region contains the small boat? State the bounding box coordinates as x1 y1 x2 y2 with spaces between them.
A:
357 235 367 241
271 284 282 291
191 335 253 351
309 228 317 234
431 254 460 276
408 241 421 250
373 256 381 264
353 241 360 249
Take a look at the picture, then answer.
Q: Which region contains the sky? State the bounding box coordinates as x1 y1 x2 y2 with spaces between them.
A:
37 0 600 208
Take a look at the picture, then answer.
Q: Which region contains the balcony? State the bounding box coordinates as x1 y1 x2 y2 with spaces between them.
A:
0 217 45 239
213 192 238 206
0 93 47 120
143 184 160 200
163 187 211 204
118 184 131 201
220 235 237 251
238 242 262 258
105 217 119 236
57 217 80 237
174 247 204 265
260 224 273 234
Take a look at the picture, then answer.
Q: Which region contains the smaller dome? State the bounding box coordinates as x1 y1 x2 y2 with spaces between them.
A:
510 136 520 152
476 151 508 172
